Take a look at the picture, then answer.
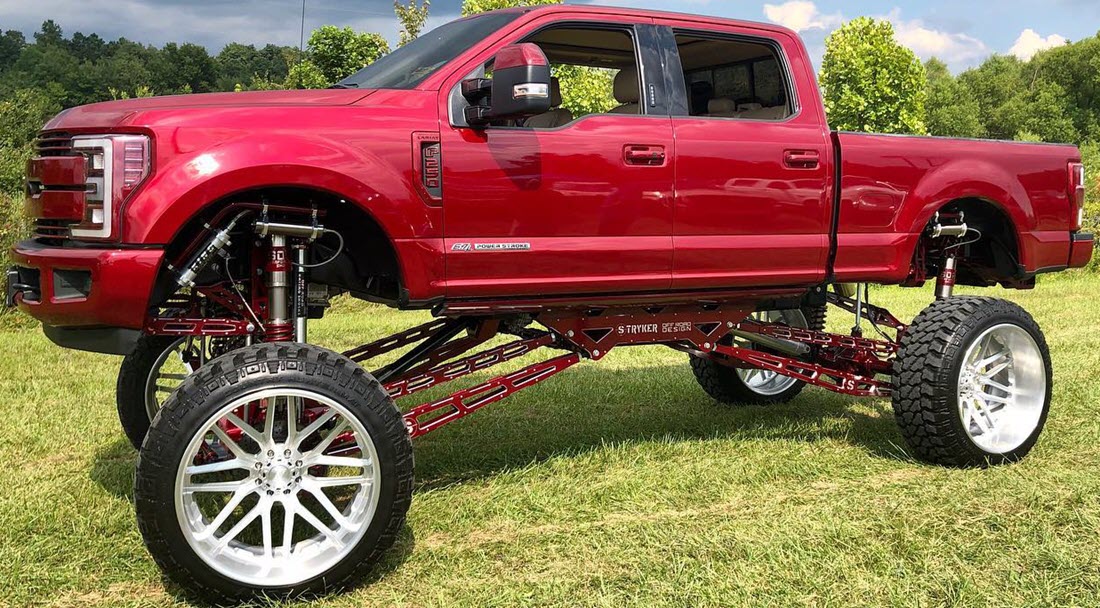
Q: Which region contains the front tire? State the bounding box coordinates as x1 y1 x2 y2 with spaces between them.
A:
892 297 1052 467
134 343 413 601
116 336 188 450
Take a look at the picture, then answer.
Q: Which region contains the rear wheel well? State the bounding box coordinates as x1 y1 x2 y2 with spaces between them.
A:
914 198 1026 288
154 187 404 306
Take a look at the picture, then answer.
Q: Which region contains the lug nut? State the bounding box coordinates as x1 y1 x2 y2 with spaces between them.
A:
267 490 274 496
296 460 302 466
284 449 292 457
267 450 275 457
255 462 263 470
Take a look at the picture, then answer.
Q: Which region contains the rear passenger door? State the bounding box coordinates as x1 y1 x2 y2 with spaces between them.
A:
656 22 833 289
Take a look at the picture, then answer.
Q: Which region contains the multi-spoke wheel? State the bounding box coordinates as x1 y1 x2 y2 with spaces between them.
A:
893 296 1052 467
135 343 412 601
117 335 242 449
690 307 824 405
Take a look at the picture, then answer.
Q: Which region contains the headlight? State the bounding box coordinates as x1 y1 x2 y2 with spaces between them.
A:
71 134 151 240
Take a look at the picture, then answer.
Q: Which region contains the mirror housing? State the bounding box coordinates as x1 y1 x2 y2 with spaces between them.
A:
462 43 552 127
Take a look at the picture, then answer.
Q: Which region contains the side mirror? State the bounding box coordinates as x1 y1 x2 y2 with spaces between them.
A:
462 43 552 127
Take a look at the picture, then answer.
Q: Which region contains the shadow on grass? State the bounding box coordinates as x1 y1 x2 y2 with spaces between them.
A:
90 364 908 501
403 363 908 491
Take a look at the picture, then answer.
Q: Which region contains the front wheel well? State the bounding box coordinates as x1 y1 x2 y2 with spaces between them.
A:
155 186 404 307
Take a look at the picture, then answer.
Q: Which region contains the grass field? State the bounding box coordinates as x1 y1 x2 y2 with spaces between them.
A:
2 275 1100 607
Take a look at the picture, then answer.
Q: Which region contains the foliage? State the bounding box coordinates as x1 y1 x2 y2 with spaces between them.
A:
304 26 390 85
0 87 60 276
953 54 1077 143
1080 141 1100 269
1030 33 1100 141
819 17 927 135
461 0 560 17
284 60 329 90
923 59 984 139
554 64 616 116
214 43 293 91
395 0 431 47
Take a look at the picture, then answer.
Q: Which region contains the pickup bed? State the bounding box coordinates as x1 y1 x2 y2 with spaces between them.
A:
7 5 1095 602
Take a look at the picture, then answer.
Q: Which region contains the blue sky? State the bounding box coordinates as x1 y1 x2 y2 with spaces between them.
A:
1 0 1096 72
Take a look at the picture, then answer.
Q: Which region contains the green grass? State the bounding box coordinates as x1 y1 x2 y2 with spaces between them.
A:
3 274 1100 607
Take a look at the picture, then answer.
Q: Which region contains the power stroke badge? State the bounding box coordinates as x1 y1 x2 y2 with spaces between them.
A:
451 243 532 251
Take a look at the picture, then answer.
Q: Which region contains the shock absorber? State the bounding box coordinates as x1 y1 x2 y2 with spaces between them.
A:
254 211 324 343
264 233 294 342
930 211 969 300
293 242 308 343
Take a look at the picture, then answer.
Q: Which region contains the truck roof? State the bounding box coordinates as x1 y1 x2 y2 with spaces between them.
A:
483 4 800 39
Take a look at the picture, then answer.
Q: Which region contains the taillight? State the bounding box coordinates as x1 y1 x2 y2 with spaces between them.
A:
71 134 150 240
1069 161 1085 231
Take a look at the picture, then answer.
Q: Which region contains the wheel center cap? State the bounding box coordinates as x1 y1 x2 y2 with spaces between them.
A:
270 464 292 488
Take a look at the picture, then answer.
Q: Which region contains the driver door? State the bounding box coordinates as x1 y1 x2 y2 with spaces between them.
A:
437 16 675 299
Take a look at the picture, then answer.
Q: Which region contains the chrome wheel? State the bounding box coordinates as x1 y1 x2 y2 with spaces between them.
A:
957 323 1047 454
735 310 806 396
174 388 381 588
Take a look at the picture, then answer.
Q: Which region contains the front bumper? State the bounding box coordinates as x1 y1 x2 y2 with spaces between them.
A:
8 239 164 330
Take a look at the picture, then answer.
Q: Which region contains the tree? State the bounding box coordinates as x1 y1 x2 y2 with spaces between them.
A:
554 64 616 116
956 54 1078 143
0 30 26 70
33 20 64 47
395 0 431 47
461 0 558 16
216 43 293 90
150 43 217 95
819 17 927 134
924 59 984 139
305 26 389 85
1030 33 1100 140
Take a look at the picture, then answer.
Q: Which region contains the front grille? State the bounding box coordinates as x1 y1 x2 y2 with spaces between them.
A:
34 219 71 243
35 131 74 157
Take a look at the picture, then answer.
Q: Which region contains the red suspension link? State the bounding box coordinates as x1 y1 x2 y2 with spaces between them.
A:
710 343 892 398
385 334 554 400
403 352 581 438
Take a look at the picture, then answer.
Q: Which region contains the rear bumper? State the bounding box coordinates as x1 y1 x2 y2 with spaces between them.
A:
8 240 164 330
1070 233 1095 268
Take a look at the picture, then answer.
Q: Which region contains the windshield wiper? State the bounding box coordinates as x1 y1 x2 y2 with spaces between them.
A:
329 83 359 89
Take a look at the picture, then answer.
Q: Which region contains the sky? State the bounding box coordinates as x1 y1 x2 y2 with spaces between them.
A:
0 0 1097 72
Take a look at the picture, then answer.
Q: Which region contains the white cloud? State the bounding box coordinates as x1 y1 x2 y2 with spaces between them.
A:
883 10 989 69
1008 29 1067 60
763 1 842 33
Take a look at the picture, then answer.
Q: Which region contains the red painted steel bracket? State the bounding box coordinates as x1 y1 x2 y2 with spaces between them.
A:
541 303 754 359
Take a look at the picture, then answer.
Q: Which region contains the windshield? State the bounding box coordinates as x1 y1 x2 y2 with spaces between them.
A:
337 12 521 90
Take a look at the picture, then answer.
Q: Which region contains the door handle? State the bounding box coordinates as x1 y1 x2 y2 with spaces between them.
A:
784 150 820 169
624 145 666 166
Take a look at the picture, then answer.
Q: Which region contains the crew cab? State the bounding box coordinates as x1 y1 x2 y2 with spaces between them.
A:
7 5 1094 602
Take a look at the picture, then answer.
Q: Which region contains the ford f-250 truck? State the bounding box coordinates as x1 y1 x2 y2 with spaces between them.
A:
7 5 1095 601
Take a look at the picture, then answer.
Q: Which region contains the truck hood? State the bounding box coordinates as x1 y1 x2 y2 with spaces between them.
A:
44 89 376 130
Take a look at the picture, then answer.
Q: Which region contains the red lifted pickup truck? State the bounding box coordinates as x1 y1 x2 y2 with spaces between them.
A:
8 5 1095 601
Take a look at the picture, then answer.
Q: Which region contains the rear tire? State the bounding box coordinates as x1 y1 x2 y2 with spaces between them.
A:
134 343 413 602
690 305 826 405
892 297 1052 467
